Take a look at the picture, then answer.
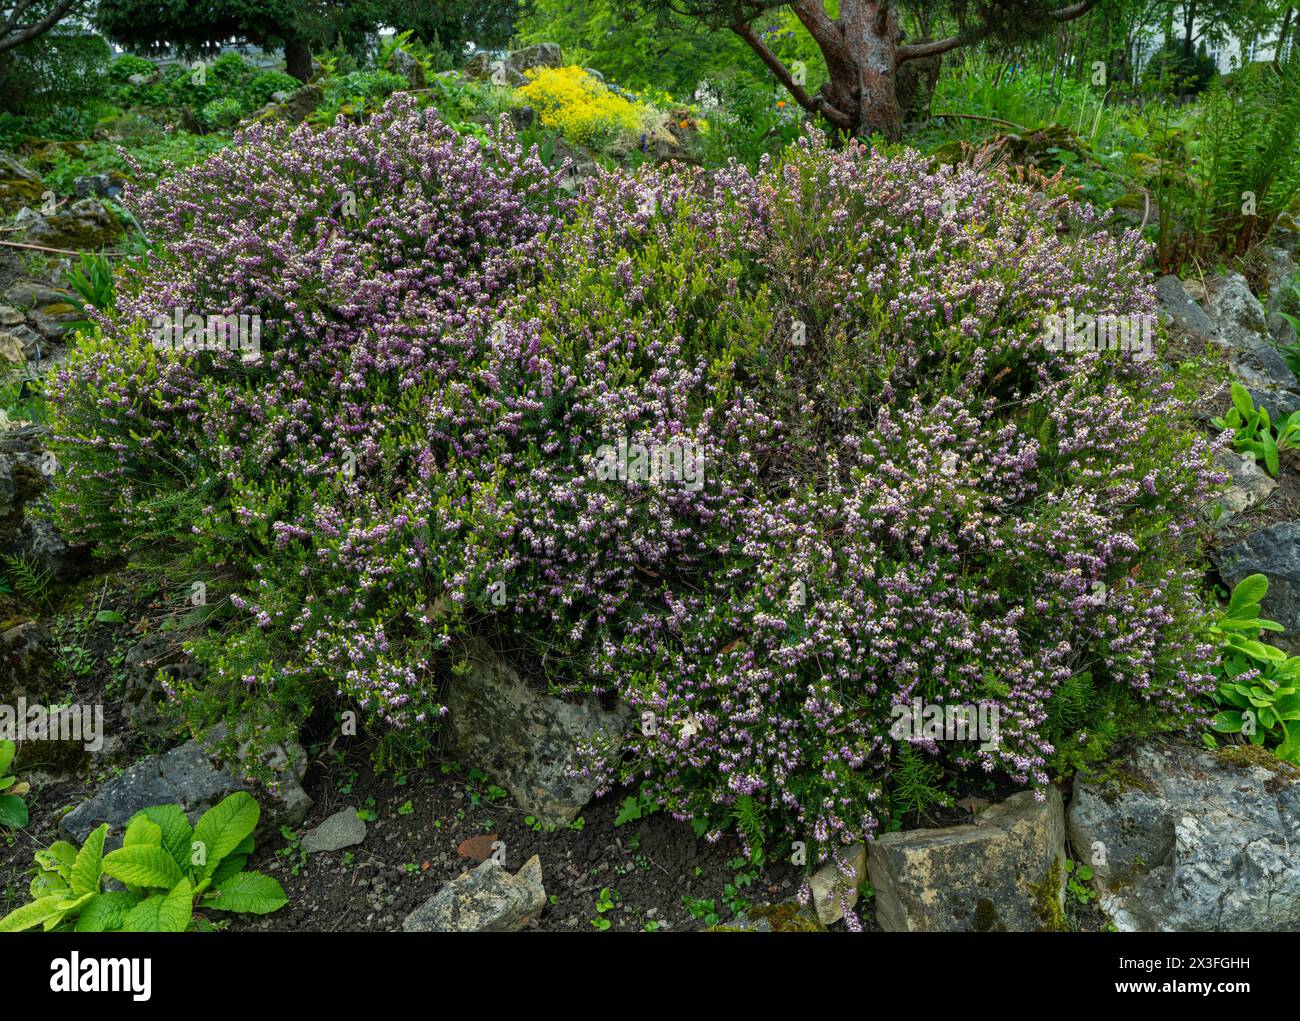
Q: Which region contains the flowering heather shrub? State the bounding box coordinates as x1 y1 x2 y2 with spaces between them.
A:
49 94 565 754
449 139 1221 857
50 105 1219 863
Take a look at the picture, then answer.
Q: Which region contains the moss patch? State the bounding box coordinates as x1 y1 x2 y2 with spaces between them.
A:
749 901 825 932
1215 744 1300 778
1028 855 1067 932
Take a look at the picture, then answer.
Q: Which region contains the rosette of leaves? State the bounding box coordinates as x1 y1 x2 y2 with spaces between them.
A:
0 791 287 932
1211 382 1300 478
1206 573 1300 763
0 740 30 829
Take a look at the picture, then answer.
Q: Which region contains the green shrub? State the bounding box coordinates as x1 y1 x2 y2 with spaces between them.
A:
0 792 287 932
0 740 30 830
1205 574 1300 763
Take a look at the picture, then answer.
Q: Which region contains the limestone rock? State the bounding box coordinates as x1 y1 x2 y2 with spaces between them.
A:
868 788 1067 931
445 644 628 825
1068 740 1300 931
1217 521 1300 654
402 855 546 932
302 807 367 853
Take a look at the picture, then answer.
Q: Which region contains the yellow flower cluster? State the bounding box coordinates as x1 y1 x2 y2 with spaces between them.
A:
517 65 644 148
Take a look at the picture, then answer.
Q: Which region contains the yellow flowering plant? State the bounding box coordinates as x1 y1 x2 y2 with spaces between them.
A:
517 65 645 149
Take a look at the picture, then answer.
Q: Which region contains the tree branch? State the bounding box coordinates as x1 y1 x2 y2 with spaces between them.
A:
898 0 1100 63
0 0 82 55
730 18 854 128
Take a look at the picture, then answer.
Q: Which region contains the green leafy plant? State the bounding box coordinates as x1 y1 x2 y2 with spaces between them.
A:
0 740 31 830
1064 858 1095 905
0 552 53 610
681 894 719 927
889 745 953 819
0 791 287 932
277 826 307 876
1205 574 1300 763
1211 382 1300 478
614 788 660 827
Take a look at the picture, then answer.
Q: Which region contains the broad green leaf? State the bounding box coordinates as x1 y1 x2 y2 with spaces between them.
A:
35 841 78 881
0 739 14 776
70 824 108 897
30 868 69 899
1212 710 1245 732
1264 430 1279 477
131 805 194 870
0 794 27 828
102 844 184 890
206 871 287 915
0 896 69 933
123 815 163 848
157 877 193 932
1230 381 1256 419
1226 574 1269 618
121 895 166 932
192 792 259 880
94 610 126 624
209 834 254 886
74 891 142 932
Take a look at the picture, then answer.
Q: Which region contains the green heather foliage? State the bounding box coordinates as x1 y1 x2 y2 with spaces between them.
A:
49 96 1221 864
0 792 286 932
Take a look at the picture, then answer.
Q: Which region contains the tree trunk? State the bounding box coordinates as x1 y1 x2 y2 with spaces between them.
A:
1278 7 1295 63
841 0 902 138
284 35 313 82
1181 0 1197 63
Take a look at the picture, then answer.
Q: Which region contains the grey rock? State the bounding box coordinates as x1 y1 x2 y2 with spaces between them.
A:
1155 274 1216 341
9 514 92 584
402 855 546 932
1067 739 1300 931
1203 273 1298 411
445 643 628 825
3 323 44 358
1 621 56 701
504 43 562 85
280 84 323 124
3 281 73 309
868 788 1067 932
809 843 867 925
60 724 311 847
1258 245 1298 316
385 47 426 90
302 807 367 853
1202 446 1277 527
18 198 121 251
122 633 194 740
0 304 22 327
73 174 123 201
28 305 80 340
1217 521 1300 654
462 52 491 80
